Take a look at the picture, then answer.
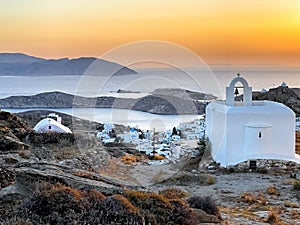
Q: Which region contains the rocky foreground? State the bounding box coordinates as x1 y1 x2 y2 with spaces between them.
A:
0 110 300 224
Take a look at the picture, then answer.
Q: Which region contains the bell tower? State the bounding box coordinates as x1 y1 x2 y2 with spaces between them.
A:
226 73 252 106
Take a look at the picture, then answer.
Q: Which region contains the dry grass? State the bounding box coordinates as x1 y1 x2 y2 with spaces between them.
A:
241 192 267 205
50 183 83 202
73 171 95 179
121 154 141 164
207 175 216 185
111 194 140 214
265 210 280 224
220 205 290 225
159 188 188 200
152 154 165 160
283 201 298 208
267 186 280 195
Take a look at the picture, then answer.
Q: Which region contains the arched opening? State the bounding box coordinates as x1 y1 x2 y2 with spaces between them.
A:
234 81 245 105
226 74 252 106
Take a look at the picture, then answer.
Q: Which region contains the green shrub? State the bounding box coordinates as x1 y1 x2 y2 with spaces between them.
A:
195 136 209 157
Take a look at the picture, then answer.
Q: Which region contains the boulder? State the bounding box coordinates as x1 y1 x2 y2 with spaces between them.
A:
0 111 31 151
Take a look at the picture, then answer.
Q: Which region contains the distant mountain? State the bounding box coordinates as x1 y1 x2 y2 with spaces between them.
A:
0 53 45 63
0 53 137 76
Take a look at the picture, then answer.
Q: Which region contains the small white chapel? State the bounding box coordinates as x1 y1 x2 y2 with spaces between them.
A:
205 74 300 167
34 113 72 134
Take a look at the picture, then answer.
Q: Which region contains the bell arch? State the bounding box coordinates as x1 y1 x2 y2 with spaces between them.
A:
226 74 252 106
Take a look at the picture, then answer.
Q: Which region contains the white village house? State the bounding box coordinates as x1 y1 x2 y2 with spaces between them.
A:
34 113 72 133
206 74 300 167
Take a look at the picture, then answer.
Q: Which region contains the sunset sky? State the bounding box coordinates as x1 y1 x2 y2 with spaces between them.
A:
1 0 300 66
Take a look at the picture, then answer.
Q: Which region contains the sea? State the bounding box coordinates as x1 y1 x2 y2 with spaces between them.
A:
1 67 300 131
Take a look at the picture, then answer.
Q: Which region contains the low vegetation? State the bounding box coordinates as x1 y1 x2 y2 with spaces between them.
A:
267 186 280 195
0 182 216 225
293 180 300 190
195 136 210 157
121 154 142 164
158 188 188 200
241 192 267 205
265 210 281 224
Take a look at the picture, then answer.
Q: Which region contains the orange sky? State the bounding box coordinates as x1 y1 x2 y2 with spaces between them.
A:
1 0 300 66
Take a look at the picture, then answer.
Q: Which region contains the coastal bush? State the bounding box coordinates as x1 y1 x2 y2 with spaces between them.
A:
266 211 280 224
293 180 300 190
159 188 188 200
26 132 75 145
267 186 280 195
195 136 209 157
124 189 197 225
121 154 141 164
124 189 173 224
1 181 200 225
84 194 144 224
153 154 165 160
81 189 106 208
187 196 220 217
207 175 216 185
241 192 267 205
16 182 84 224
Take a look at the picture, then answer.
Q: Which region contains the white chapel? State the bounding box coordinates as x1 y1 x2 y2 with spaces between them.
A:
34 113 72 134
206 74 300 167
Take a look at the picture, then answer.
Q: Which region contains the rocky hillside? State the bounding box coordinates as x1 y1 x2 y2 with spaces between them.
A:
152 88 217 101
0 90 210 115
0 111 299 224
0 111 222 225
236 86 300 116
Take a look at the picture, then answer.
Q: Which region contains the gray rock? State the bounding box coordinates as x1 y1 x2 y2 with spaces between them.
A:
192 208 220 223
13 162 125 196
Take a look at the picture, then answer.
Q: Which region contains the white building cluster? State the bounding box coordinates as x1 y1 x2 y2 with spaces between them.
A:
99 119 206 164
96 123 116 144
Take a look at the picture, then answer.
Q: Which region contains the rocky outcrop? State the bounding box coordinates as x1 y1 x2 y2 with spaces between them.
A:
236 86 300 116
253 86 300 116
0 111 31 151
152 88 217 101
13 162 124 196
